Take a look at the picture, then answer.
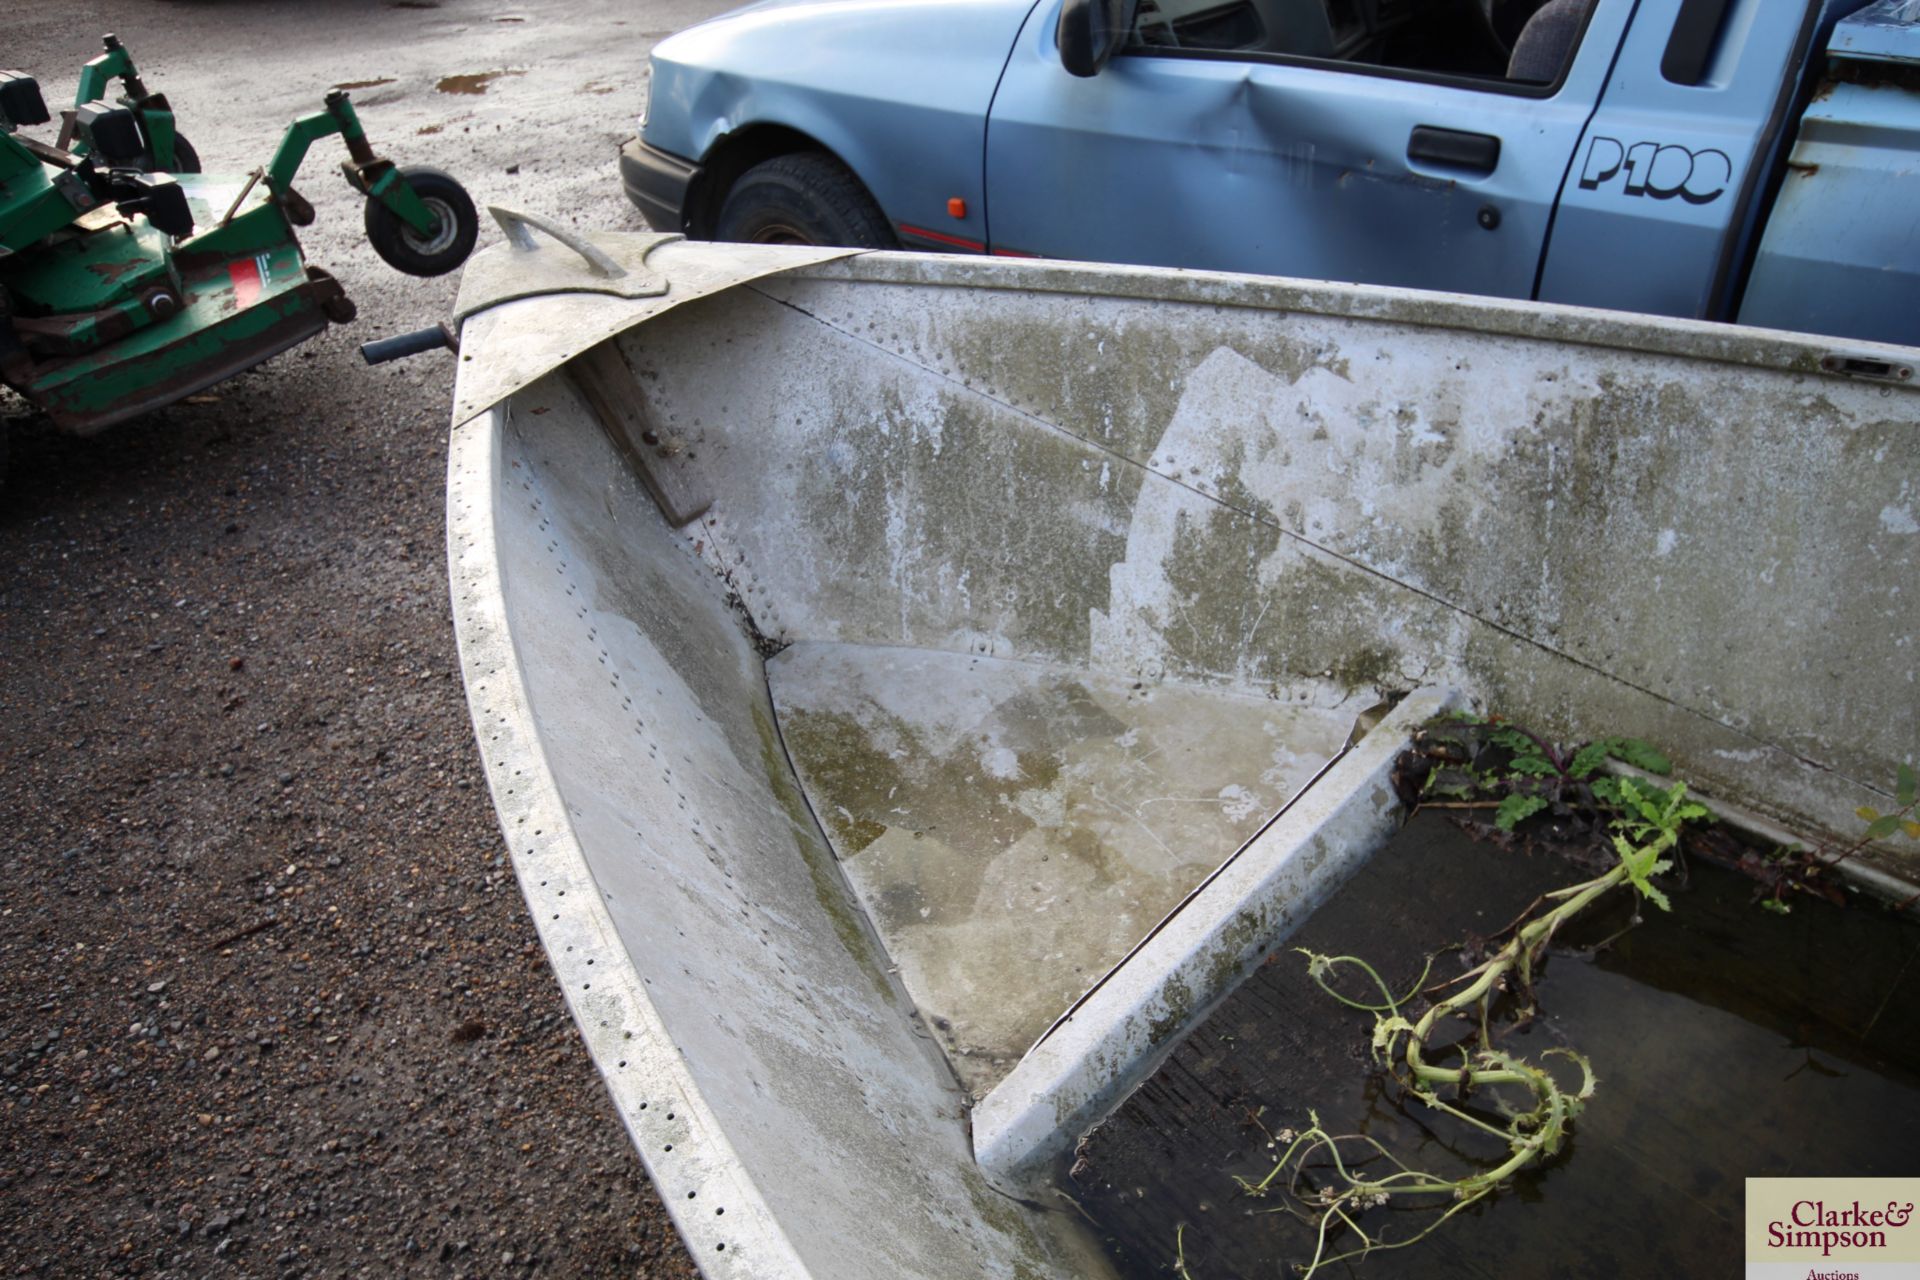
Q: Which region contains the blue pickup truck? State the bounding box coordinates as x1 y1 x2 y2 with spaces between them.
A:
623 0 1917 348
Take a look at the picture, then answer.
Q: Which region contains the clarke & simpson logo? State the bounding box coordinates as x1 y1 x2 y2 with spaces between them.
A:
1747 1179 1920 1280
1770 1199 1914 1255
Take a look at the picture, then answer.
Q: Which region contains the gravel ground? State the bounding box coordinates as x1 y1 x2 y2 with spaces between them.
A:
2 3 724 1275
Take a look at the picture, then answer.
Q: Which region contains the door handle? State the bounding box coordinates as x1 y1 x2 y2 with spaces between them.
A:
1407 126 1501 177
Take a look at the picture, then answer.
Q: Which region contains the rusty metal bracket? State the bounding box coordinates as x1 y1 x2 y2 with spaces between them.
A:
451 206 678 324
1819 351 1914 383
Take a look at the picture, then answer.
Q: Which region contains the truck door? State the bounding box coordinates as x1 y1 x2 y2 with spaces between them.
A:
984 0 1632 297
1538 0 1838 320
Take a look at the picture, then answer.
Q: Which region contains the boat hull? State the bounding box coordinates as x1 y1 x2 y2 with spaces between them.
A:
448 241 1919 1277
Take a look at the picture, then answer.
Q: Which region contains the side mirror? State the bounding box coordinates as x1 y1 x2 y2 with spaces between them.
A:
1057 0 1139 77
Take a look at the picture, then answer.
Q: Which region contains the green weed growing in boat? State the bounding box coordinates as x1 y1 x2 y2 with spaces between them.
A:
1857 765 1920 846
1426 719 1920 917
1414 712 1676 835
1178 719 1709 1279
1748 763 1920 915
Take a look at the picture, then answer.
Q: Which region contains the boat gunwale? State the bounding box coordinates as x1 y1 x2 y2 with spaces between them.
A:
445 399 812 1280
769 253 1920 389
449 241 1916 436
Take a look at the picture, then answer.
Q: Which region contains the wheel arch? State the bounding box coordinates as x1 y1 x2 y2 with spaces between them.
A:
688 124 883 239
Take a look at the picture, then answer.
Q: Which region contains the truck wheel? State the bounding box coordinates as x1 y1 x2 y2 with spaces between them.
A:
714 153 895 249
364 166 479 277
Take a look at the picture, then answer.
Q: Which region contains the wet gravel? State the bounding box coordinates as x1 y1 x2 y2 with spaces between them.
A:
2 2 720 1275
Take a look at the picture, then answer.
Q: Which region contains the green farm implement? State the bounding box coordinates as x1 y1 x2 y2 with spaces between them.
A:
0 34 478 468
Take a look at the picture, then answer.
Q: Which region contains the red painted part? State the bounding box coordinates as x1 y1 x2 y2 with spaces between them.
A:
897 222 986 252
946 196 968 219
229 257 264 309
990 247 1039 258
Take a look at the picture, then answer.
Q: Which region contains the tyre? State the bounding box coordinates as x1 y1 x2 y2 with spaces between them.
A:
714 153 895 249
160 132 200 174
364 166 479 277
134 131 199 174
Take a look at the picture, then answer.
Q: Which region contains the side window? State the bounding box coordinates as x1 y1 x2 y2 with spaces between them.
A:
1125 0 1591 86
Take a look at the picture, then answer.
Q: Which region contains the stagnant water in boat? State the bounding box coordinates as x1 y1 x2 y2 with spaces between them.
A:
1066 810 1920 1279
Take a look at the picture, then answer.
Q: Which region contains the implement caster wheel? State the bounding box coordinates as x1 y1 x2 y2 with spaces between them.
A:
141 132 200 175
364 166 478 277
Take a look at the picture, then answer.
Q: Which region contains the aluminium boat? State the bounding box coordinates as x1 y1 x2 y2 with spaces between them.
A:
445 214 1919 1279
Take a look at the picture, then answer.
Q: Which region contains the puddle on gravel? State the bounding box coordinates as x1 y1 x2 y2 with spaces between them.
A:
435 69 522 95
1067 810 1920 1279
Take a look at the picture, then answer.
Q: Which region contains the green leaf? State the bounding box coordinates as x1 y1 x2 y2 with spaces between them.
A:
1488 728 1561 777
1661 786 1710 826
1865 814 1902 841
1496 794 1551 831
1857 806 1883 823
1759 897 1792 915
1903 821 1920 840
1567 742 1611 779
1612 738 1672 776
1590 776 1628 806
1898 763 1917 807
1612 834 1674 911
1488 727 1535 754
1570 737 1673 779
